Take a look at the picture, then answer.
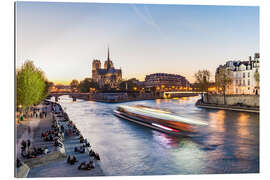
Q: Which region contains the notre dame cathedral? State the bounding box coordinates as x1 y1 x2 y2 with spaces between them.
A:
92 48 122 89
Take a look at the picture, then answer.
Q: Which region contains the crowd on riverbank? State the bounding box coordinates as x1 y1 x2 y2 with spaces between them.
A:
16 99 104 177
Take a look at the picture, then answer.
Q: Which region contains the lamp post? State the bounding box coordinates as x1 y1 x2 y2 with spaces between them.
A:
18 104 24 121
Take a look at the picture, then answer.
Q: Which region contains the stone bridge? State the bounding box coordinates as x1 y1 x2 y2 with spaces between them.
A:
162 91 203 98
48 91 203 103
48 92 90 102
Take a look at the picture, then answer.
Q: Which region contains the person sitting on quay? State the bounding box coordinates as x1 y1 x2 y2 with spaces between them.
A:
67 155 78 165
43 134 53 141
70 156 78 165
83 142 90 148
74 129 80 136
44 146 49 154
94 152 100 160
54 139 63 148
79 138 85 143
27 139 31 149
21 140 27 152
75 146 85 153
78 134 83 138
78 161 91 170
89 149 95 157
21 148 36 159
89 150 100 160
67 155 71 164
88 160 95 169
16 158 22 168
60 125 64 133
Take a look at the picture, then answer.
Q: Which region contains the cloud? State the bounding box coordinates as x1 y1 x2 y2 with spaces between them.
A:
131 4 166 39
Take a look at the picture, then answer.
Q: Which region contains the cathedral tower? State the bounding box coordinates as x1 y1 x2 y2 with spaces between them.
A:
92 59 101 80
104 47 114 70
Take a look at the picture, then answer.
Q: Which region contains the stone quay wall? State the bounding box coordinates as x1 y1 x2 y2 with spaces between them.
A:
73 92 199 103
202 94 260 107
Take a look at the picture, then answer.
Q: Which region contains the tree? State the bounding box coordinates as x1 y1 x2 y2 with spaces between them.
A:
194 70 211 92
194 70 211 103
215 67 232 105
70 79 79 91
78 78 98 93
16 60 47 110
42 81 54 99
254 68 260 94
119 80 139 92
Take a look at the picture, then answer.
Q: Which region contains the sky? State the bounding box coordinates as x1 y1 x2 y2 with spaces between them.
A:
16 2 259 85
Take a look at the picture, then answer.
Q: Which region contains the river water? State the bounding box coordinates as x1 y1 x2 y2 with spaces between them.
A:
58 95 259 175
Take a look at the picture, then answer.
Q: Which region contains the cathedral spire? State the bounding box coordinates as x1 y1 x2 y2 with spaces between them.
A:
107 47 110 61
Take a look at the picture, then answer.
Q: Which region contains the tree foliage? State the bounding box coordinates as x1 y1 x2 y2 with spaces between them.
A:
78 78 99 93
16 60 48 108
215 67 232 94
215 67 232 104
254 68 260 88
43 81 54 99
119 79 139 92
194 70 211 92
70 79 79 89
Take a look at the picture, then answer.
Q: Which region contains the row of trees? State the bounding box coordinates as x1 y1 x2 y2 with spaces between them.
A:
194 68 232 104
70 68 260 98
70 78 99 93
16 61 51 110
70 78 141 93
194 67 260 104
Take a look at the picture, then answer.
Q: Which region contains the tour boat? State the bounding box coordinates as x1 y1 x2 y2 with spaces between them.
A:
114 105 208 137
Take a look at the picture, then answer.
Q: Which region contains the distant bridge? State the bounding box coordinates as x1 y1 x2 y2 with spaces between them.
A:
48 91 205 102
48 92 90 102
162 91 205 98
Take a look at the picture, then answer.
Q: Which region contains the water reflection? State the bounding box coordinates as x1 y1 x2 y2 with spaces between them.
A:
57 95 259 175
151 130 180 149
237 113 250 138
155 99 161 105
208 110 225 133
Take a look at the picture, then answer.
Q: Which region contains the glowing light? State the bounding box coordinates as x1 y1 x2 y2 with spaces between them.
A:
119 105 208 126
152 123 171 131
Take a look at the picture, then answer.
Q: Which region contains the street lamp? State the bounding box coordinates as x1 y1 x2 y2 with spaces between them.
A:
18 104 22 114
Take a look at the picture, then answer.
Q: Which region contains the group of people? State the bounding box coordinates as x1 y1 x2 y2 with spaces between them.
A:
41 118 65 149
20 139 49 159
65 121 80 137
89 149 100 160
67 155 78 165
64 124 100 171
29 106 49 119
78 160 95 170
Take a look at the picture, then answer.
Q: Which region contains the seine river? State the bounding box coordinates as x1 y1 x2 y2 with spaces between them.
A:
58 95 259 175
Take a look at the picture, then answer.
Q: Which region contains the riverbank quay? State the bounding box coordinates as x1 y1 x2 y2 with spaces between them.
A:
15 102 66 177
196 100 259 113
202 94 259 107
69 92 199 103
27 101 104 177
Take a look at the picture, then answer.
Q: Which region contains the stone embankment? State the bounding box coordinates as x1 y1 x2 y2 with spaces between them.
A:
196 94 259 113
16 100 104 177
74 92 199 103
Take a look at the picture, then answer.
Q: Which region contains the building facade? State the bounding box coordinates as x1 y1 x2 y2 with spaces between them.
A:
216 53 260 94
144 73 190 92
92 48 122 89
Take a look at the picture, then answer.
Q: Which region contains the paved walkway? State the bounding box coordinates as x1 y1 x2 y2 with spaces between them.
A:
16 104 55 160
28 121 104 177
